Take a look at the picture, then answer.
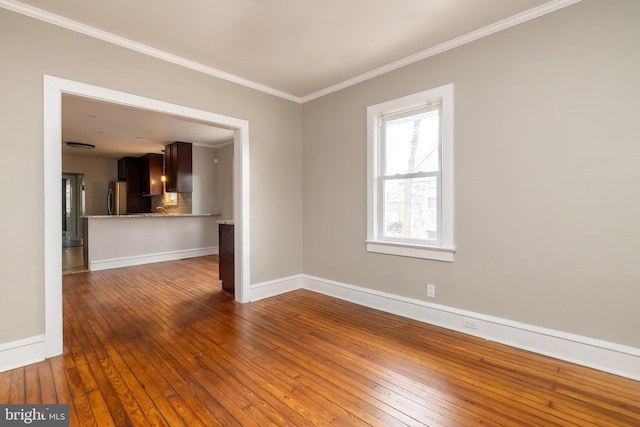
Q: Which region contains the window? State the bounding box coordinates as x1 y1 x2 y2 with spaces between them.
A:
366 84 454 261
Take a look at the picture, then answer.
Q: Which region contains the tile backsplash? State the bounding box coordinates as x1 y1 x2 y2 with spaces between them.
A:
151 192 192 214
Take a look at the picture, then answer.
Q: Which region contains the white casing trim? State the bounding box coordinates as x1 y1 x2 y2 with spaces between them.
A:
89 246 218 272
0 336 46 373
250 274 640 381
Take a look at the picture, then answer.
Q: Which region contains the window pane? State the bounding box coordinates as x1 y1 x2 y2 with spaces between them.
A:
384 109 440 175
383 176 438 241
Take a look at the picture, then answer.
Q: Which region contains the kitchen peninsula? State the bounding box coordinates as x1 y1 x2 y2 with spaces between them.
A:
83 213 220 271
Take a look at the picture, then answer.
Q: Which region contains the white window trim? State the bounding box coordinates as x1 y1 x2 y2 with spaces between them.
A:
366 84 455 262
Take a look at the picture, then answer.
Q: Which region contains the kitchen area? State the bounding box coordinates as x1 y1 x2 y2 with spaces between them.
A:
62 95 235 292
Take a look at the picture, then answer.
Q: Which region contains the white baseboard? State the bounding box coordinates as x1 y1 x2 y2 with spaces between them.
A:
294 275 639 381
89 246 218 271
251 274 303 301
6 272 638 381
0 335 46 373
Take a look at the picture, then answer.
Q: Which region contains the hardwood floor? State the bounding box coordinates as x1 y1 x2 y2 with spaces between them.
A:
62 246 87 274
1 256 638 426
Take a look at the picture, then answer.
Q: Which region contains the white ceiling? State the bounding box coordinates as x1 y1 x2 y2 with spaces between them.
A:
8 0 575 100
4 0 579 159
62 95 234 159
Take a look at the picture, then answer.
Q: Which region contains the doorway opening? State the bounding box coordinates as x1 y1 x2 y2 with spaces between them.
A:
44 75 250 359
62 173 87 273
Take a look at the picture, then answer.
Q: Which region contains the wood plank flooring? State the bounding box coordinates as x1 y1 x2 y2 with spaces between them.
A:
62 246 87 274
1 255 639 426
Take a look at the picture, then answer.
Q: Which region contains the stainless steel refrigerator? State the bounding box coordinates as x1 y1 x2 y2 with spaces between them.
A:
107 181 127 215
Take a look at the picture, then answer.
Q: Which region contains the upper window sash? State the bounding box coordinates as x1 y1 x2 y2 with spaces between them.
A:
379 103 442 177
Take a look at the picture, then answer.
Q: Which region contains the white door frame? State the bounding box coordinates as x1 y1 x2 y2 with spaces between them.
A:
43 75 251 357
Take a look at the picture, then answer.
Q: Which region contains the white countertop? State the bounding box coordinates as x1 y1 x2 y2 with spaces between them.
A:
84 213 219 219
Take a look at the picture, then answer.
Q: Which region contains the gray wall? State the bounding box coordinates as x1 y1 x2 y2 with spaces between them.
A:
214 143 234 221
192 145 217 216
0 8 302 343
301 0 640 348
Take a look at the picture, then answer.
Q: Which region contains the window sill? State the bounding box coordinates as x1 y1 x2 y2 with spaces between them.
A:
366 240 455 262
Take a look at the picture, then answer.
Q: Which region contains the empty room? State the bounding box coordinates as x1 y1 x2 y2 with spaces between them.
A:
1 0 639 425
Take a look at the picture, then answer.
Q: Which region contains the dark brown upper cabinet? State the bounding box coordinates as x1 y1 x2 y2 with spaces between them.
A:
165 141 192 193
140 153 163 196
117 156 133 183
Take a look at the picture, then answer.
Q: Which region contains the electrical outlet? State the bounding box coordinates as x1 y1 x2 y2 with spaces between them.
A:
426 284 436 298
462 317 478 330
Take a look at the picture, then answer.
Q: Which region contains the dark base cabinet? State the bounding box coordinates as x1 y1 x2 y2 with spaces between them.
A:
219 223 234 294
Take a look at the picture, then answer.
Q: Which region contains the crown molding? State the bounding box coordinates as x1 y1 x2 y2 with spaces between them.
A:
0 0 302 103
2 0 582 104
300 0 583 103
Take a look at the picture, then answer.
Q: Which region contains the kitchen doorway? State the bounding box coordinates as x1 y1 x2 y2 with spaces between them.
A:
44 75 250 359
